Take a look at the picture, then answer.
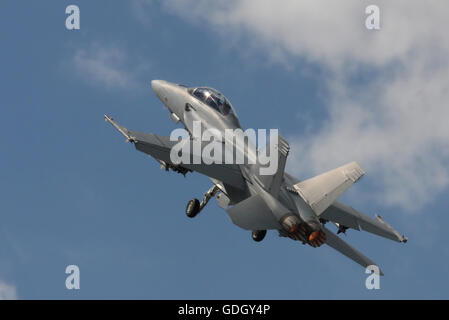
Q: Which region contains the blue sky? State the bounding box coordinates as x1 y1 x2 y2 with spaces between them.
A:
1 1 449 299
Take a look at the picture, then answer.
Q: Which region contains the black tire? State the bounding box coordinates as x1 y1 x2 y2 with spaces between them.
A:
186 198 201 218
252 230 267 242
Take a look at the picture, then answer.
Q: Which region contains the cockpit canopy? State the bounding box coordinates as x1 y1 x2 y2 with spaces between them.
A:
189 87 235 116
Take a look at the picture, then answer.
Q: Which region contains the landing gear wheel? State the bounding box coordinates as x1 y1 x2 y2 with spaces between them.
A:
186 199 201 218
252 230 267 242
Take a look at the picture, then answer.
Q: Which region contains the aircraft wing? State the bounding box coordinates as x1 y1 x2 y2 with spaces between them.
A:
105 115 246 190
321 201 408 243
323 226 384 275
293 162 365 216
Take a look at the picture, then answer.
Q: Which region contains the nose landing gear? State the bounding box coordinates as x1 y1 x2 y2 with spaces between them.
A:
186 199 201 218
185 185 220 218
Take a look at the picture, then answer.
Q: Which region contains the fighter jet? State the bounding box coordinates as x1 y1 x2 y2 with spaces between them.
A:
105 80 407 275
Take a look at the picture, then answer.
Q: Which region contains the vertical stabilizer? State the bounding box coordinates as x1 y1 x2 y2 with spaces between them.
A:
256 134 289 198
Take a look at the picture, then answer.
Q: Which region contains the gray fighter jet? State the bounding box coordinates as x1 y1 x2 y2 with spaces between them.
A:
105 80 407 275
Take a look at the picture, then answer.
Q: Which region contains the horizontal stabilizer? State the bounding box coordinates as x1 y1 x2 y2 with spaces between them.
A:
324 227 384 276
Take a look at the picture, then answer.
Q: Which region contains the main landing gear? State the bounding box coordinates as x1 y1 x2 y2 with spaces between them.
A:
185 185 220 218
252 230 267 242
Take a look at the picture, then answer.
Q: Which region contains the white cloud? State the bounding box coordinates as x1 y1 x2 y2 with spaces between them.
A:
162 0 449 211
0 281 17 300
131 0 154 27
72 43 144 90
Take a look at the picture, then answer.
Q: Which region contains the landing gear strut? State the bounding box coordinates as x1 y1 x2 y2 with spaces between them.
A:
252 230 267 242
185 185 220 218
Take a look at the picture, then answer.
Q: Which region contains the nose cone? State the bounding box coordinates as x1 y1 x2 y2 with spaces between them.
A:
151 80 184 116
151 80 165 96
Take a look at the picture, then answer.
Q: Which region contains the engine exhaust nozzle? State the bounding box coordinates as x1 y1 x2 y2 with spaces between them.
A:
308 230 326 247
